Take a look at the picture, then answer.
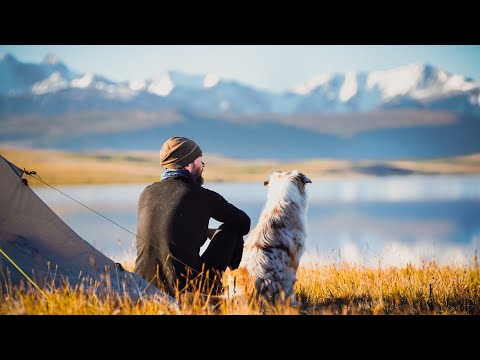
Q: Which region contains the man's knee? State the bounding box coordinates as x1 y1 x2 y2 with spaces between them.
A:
203 224 244 270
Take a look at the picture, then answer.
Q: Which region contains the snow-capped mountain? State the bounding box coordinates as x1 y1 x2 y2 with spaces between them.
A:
0 53 479 116
292 64 480 113
0 53 77 95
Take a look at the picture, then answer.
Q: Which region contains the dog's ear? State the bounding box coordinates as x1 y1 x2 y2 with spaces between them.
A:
265 170 283 186
263 175 270 186
300 173 312 184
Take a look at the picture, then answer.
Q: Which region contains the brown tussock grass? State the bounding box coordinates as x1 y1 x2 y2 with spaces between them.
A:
295 259 480 315
2 257 478 315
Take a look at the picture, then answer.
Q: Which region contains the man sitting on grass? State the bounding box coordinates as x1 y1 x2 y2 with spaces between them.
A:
134 136 251 296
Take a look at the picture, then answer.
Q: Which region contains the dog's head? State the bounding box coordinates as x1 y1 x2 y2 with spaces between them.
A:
263 170 312 203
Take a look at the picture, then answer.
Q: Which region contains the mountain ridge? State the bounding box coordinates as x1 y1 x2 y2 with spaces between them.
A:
1 53 479 116
1 53 480 161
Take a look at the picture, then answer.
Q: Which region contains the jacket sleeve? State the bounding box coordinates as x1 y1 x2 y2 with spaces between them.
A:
206 189 251 235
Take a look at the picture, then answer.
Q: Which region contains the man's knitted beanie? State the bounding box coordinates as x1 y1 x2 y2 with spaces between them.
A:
160 136 203 169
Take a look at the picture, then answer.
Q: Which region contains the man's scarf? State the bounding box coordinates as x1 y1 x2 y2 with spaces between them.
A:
160 169 201 184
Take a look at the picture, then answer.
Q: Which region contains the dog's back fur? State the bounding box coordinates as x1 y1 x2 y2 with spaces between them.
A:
225 170 311 302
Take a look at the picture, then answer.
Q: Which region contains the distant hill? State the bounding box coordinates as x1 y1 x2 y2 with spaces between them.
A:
1 110 479 160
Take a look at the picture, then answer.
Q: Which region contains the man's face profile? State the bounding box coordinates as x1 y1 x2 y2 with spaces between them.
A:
185 156 204 185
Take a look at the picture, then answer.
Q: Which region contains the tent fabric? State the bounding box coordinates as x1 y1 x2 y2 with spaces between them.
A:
0 155 173 303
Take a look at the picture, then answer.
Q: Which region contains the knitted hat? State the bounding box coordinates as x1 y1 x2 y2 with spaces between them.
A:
160 136 203 169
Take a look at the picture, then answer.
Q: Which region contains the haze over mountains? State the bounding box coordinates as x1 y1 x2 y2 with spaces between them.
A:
1 53 479 160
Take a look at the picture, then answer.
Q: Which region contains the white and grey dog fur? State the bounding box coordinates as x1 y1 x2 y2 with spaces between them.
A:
225 170 311 302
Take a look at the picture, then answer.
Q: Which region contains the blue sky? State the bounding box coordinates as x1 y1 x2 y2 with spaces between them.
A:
1 45 479 92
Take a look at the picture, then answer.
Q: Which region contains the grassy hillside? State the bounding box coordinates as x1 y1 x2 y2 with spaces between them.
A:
1 147 480 187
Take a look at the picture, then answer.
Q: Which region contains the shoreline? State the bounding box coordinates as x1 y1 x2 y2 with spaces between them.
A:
3 147 480 187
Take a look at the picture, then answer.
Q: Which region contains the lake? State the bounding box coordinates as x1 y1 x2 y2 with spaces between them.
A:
32 175 480 268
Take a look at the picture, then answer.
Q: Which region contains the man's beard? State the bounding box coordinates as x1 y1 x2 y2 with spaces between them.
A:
193 168 204 185
193 167 204 185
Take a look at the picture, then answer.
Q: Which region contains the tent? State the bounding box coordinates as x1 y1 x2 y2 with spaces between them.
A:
0 154 173 303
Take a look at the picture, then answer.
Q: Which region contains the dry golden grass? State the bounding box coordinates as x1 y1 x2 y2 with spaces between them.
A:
295 259 480 314
2 147 480 187
2 258 478 315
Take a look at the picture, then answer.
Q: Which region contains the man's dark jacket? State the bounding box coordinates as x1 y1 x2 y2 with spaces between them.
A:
133 175 251 295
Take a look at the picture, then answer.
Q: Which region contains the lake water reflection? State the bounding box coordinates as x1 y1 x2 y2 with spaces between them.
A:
32 175 480 268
